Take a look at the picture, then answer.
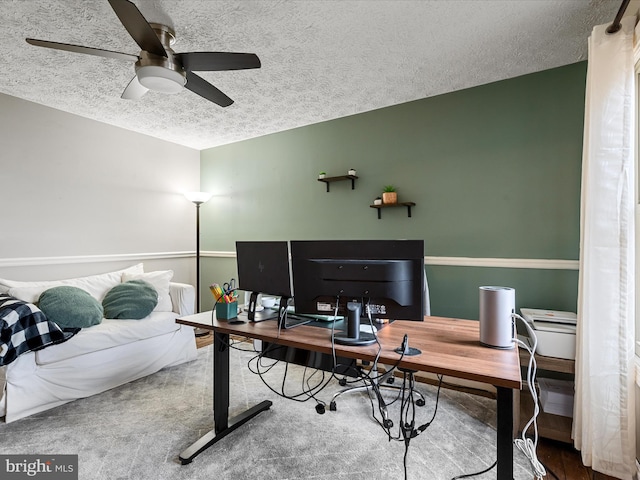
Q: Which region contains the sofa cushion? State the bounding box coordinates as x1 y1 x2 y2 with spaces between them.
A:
121 270 173 312
38 286 104 329
3 263 144 303
34 311 182 365
103 280 158 319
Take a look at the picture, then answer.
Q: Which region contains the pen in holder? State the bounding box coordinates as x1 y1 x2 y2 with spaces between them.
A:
210 284 225 301
211 282 238 320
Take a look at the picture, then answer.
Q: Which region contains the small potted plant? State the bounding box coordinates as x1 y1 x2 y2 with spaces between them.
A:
348 168 356 176
318 171 326 179
373 196 382 205
382 185 397 204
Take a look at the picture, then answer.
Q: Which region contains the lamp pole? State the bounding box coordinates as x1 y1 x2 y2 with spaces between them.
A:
195 201 202 312
184 192 212 321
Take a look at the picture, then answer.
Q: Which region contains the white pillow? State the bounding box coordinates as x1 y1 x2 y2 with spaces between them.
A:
1 263 144 303
122 270 173 312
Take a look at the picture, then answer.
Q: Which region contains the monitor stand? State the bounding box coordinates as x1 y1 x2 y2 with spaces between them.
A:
246 291 279 322
277 297 312 329
333 301 376 346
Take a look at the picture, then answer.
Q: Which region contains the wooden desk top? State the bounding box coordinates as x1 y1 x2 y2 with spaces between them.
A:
178 312 522 390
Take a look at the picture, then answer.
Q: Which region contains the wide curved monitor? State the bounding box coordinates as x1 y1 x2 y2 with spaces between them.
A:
290 240 425 346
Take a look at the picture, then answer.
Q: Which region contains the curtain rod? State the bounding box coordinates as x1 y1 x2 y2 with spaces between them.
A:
606 0 631 34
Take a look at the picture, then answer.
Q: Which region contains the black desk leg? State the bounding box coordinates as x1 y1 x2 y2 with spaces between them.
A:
496 387 514 480
179 332 273 465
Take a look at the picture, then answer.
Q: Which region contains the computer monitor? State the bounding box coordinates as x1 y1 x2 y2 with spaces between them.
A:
236 241 292 322
290 240 425 346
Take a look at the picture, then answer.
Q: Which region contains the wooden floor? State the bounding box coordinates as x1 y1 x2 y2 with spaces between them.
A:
192 331 617 480
537 438 619 480
194 330 213 349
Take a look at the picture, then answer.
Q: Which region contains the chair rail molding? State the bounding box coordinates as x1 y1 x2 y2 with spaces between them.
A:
0 252 579 271
423 256 579 270
0 251 193 268
201 251 578 270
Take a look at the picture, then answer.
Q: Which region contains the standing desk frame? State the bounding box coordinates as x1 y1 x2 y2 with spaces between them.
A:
176 313 522 480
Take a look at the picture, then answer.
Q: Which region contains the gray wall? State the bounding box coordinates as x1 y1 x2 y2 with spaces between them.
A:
199 63 585 317
0 93 200 285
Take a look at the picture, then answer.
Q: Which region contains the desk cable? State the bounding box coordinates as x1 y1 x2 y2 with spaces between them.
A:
215 330 334 405
451 314 546 480
276 299 287 338
239 296 440 480
329 310 436 480
360 346 442 480
246 295 382 414
325 296 437 444
325 295 425 436
512 313 546 480
248 342 336 406
269 300 335 409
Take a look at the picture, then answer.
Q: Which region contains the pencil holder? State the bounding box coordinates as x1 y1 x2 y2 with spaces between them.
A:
216 301 238 320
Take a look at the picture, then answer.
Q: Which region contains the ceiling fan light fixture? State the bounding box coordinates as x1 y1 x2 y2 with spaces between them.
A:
136 65 185 94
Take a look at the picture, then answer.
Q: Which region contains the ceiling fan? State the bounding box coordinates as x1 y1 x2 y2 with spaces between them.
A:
25 0 261 107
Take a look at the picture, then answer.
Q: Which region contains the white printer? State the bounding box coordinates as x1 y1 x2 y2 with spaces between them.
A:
520 308 577 360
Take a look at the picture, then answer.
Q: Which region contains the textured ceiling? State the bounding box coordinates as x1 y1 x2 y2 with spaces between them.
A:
0 0 625 150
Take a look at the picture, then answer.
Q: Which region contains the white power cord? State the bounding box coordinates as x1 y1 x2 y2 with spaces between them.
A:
512 313 547 480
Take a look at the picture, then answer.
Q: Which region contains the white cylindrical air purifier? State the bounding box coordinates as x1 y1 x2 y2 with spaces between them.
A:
479 286 515 349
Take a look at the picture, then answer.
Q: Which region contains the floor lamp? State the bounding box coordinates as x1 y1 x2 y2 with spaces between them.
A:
184 191 212 337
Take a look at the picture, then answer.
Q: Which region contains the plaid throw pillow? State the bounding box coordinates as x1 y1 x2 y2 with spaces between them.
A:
0 294 77 366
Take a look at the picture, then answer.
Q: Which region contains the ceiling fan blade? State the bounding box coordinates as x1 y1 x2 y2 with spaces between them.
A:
107 0 167 58
184 71 233 107
26 38 138 62
177 52 261 72
121 75 148 100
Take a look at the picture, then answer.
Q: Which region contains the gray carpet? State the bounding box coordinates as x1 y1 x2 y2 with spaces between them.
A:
0 344 535 480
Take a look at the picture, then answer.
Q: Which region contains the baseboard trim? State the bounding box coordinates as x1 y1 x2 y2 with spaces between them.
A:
0 252 579 271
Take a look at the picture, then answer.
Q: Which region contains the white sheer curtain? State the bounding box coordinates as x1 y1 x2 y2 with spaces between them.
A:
574 16 636 480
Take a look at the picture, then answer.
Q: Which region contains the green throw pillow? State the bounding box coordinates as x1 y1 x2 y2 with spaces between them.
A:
102 280 158 320
38 286 104 329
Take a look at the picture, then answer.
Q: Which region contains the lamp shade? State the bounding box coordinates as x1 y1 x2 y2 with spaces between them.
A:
184 191 212 205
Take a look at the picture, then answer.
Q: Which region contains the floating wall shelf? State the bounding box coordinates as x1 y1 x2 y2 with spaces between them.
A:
317 175 358 192
369 202 416 219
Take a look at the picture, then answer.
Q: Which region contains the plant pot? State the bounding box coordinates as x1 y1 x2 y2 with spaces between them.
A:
373 198 382 205
382 192 397 204
318 174 325 179
348 169 356 176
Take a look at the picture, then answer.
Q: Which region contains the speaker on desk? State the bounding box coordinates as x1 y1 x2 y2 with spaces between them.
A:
479 286 515 349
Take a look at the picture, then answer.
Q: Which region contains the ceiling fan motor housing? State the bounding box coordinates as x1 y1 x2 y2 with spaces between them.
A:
135 23 186 94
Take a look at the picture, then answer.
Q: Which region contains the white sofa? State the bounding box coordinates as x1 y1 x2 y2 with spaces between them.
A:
0 264 198 423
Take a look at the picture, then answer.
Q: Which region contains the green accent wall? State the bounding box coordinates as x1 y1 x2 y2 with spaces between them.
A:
199 62 585 318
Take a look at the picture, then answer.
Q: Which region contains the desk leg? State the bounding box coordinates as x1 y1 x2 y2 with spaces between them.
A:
179 332 273 465
496 387 514 480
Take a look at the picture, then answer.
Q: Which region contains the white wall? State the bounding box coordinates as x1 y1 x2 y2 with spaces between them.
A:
0 93 200 284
